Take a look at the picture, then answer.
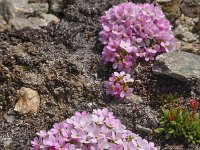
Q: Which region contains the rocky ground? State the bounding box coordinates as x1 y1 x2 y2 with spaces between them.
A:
0 0 200 150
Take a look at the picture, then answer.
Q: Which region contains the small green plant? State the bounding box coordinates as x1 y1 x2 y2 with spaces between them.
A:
159 93 179 106
155 98 200 144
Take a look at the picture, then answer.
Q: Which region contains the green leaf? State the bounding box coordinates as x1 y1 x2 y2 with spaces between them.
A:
160 120 168 125
154 128 165 133
166 132 172 139
168 129 174 134
170 121 177 126
161 107 168 118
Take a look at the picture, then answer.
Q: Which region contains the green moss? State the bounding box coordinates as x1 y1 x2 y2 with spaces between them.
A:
19 65 30 71
162 5 173 13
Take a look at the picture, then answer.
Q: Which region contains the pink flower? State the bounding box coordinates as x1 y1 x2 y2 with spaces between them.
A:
99 2 175 67
135 48 145 57
113 83 123 94
145 51 155 61
92 114 105 124
120 87 133 98
71 129 85 139
31 109 158 150
102 47 119 63
119 40 133 53
105 71 134 98
112 25 125 35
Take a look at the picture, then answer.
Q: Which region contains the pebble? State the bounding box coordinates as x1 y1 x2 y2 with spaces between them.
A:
14 87 40 114
3 113 15 124
135 124 153 134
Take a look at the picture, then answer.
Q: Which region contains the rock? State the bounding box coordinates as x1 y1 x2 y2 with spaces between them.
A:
21 72 44 85
153 51 200 82
155 0 182 23
3 113 15 124
0 15 8 31
11 17 47 29
135 124 153 134
1 137 12 147
182 32 198 43
11 13 59 29
180 0 200 18
176 40 200 55
163 145 184 150
174 25 198 43
9 44 27 58
0 0 15 24
28 0 47 3
14 87 40 114
40 13 60 23
125 93 143 104
136 106 159 129
175 15 199 32
11 0 28 8
24 3 49 14
195 13 200 35
49 0 64 13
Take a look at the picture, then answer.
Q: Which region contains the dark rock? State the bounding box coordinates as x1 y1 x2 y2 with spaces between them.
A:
180 0 200 18
154 0 182 23
153 51 200 82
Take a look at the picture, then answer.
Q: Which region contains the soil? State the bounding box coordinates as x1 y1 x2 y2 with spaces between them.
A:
0 0 199 150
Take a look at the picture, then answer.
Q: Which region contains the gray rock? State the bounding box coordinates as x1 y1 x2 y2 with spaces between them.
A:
40 13 60 23
11 0 28 8
1 137 12 147
0 15 8 31
182 31 198 43
11 17 47 29
180 0 200 18
136 106 159 129
49 0 63 13
25 3 49 14
0 0 15 23
125 93 143 104
3 113 15 124
14 87 40 114
135 124 153 134
153 51 200 82
174 25 198 43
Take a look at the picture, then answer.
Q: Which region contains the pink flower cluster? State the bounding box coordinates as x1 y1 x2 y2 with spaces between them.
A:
99 3 175 72
31 108 157 150
105 72 134 98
